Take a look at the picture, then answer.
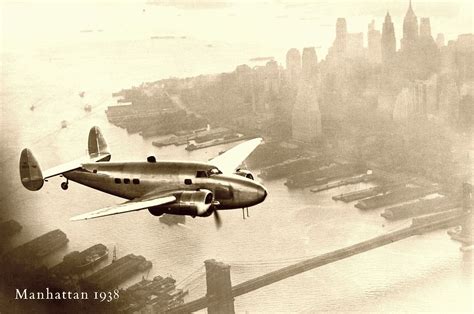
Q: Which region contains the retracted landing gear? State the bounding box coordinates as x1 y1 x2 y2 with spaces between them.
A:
61 179 69 190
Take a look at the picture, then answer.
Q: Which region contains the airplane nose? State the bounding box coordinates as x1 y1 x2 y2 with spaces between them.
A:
256 184 267 203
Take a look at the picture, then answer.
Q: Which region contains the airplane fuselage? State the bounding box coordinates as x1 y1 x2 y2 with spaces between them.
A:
63 160 267 216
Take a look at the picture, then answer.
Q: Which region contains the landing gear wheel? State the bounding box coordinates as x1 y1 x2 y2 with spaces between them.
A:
61 182 69 190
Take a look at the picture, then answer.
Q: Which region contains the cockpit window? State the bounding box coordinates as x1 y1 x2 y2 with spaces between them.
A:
207 167 222 176
196 170 208 178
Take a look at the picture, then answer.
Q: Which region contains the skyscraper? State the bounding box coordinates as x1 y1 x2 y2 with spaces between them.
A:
301 47 318 81
418 17 439 78
419 17 432 38
334 18 347 54
286 48 302 86
381 12 396 65
292 80 322 143
368 20 381 64
401 0 419 51
436 33 445 48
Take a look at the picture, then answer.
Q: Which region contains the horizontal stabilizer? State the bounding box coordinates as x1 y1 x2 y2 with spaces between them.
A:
70 195 176 221
42 153 110 179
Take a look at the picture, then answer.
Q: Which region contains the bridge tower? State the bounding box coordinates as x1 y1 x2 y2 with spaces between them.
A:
204 259 235 314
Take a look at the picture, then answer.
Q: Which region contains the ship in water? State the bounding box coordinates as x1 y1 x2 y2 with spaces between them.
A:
75 244 109 271
150 35 186 40
51 243 109 276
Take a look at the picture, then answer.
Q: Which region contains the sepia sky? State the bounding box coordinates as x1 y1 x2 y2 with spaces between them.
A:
1 0 472 68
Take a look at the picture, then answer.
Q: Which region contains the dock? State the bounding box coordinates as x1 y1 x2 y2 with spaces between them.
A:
310 174 371 193
285 162 364 188
333 186 384 202
82 254 152 290
119 275 188 312
355 185 440 210
185 135 253 151
152 134 189 147
331 182 407 202
260 156 327 180
3 229 68 266
381 197 460 220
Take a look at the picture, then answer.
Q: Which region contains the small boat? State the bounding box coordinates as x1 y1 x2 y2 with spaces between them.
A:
61 120 68 128
150 35 176 40
78 91 85 98
84 104 92 112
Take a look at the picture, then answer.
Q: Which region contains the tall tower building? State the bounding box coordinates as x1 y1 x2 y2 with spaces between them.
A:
286 48 302 86
301 47 318 81
401 0 419 51
436 33 445 48
381 12 396 64
419 17 432 38
418 17 439 78
292 80 322 144
334 18 347 54
368 20 382 64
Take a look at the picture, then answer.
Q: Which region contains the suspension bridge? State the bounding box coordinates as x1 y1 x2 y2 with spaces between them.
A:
167 185 472 313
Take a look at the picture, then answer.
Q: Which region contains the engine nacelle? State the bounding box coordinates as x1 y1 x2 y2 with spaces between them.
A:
148 190 213 217
234 169 254 180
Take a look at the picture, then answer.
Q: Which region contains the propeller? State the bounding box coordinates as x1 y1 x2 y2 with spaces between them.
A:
213 210 222 229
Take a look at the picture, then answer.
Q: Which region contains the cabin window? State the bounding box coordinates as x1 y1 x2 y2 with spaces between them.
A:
196 171 208 178
124 178 130 184
132 179 140 184
184 179 192 185
114 178 121 184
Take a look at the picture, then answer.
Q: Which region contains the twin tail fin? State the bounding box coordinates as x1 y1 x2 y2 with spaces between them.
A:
19 126 110 191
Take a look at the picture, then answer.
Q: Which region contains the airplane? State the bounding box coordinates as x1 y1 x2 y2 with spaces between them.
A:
19 126 267 228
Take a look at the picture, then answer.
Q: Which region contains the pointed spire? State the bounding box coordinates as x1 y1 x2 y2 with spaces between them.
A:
408 0 415 15
405 0 416 20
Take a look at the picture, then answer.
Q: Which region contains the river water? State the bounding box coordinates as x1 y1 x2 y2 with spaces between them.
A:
1 1 472 312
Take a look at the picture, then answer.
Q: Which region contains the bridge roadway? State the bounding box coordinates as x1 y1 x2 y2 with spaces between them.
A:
166 212 467 313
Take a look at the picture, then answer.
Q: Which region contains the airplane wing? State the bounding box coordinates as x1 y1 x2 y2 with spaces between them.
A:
43 153 111 179
70 194 176 221
209 137 262 174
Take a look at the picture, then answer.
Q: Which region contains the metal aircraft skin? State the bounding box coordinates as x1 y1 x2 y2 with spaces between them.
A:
19 126 267 227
